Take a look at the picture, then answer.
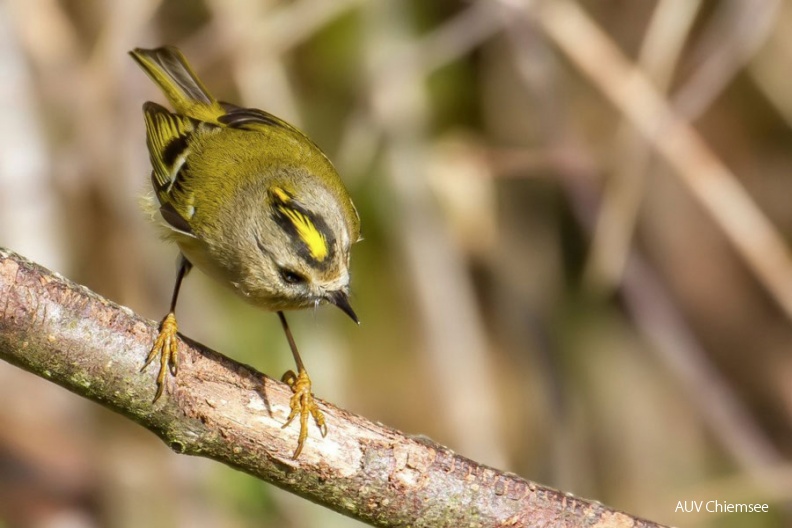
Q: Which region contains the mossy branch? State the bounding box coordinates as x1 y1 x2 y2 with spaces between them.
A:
0 248 667 528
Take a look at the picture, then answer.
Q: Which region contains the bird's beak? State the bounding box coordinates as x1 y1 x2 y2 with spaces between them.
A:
328 290 359 324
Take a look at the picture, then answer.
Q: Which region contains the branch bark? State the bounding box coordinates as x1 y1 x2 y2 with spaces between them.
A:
0 247 667 528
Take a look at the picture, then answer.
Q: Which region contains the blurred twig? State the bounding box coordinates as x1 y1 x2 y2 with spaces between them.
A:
362 1 507 468
200 0 370 126
377 0 504 80
0 1 66 272
748 3 792 127
622 256 784 474
531 0 792 322
339 0 504 179
674 0 779 120
586 0 778 293
503 2 787 506
205 0 302 125
584 0 702 292
0 247 670 528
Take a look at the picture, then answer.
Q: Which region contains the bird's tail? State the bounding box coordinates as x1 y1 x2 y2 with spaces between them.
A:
130 46 223 122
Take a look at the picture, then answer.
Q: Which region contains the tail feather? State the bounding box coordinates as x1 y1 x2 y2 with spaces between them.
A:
130 46 222 120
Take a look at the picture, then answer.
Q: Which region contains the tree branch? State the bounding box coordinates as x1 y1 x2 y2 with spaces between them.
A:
0 247 667 528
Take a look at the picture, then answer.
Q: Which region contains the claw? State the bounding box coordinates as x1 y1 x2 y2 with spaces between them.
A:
281 369 325 459
143 312 179 401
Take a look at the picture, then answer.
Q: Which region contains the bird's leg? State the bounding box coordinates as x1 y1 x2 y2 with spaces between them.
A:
142 256 192 401
278 311 326 459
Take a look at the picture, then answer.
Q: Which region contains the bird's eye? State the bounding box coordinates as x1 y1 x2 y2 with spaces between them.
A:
279 268 307 285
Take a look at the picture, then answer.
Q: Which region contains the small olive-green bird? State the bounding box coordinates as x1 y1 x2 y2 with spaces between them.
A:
130 46 360 459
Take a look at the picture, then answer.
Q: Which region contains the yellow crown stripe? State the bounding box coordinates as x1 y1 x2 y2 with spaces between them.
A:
271 187 291 203
278 205 329 261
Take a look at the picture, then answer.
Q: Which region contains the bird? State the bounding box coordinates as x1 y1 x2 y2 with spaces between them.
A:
130 46 360 459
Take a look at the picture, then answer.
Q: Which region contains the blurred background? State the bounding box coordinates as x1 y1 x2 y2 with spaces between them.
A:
1 0 791 526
